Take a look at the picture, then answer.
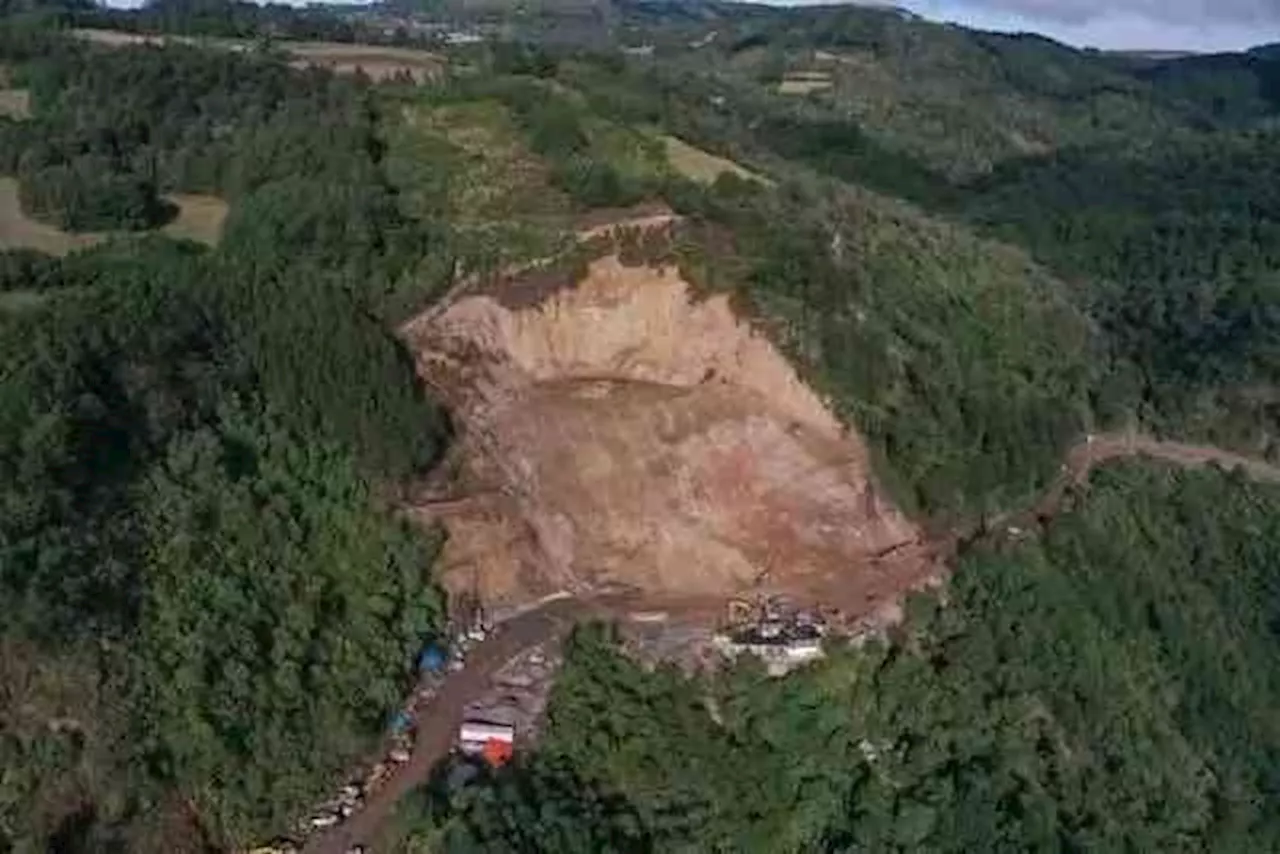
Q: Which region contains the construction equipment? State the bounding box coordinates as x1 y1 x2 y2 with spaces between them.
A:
726 597 755 627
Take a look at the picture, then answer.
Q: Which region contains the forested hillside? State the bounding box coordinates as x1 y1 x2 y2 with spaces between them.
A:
0 25 452 850
3 0 1280 851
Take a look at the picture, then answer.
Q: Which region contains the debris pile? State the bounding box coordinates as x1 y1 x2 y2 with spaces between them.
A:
712 595 830 676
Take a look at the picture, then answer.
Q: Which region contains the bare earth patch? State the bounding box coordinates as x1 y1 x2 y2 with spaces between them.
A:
287 42 443 83
161 193 228 246
0 178 227 255
778 72 834 95
402 254 924 614
0 89 30 119
661 135 766 186
72 28 444 83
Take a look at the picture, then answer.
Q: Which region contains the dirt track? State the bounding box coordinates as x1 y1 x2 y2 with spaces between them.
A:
1034 432 1280 523
302 434 1280 853
302 597 583 854
1068 433 1280 483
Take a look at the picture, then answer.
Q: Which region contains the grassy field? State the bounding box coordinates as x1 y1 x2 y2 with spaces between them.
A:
0 178 228 255
660 135 765 185
72 28 444 82
387 100 570 251
0 89 28 119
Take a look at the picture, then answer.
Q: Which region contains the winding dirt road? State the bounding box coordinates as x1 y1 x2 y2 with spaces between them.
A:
1023 433 1280 529
302 598 583 854
300 431 1280 853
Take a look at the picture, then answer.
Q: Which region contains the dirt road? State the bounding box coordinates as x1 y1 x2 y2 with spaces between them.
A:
1066 432 1280 483
302 598 583 854
954 432 1280 551
1035 432 1280 520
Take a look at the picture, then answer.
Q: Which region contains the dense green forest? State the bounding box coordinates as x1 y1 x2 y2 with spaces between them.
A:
4 0 1280 850
0 26 450 850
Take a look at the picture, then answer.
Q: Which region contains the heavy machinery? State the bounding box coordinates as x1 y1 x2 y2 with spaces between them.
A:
726 597 755 627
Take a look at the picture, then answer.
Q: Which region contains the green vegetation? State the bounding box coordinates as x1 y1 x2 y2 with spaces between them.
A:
0 29 449 851
417 463 1280 852
958 130 1280 452
6 0 1280 851
645 179 1094 518
18 158 173 231
132 407 442 842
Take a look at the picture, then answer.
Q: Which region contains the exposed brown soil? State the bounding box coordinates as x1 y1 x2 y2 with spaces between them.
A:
401 253 922 613
0 88 30 120
330 206 1280 854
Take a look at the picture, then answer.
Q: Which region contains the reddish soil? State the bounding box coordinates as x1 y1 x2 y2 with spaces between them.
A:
401 254 920 612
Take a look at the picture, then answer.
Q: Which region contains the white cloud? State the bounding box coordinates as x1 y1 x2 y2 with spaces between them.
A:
780 0 1280 51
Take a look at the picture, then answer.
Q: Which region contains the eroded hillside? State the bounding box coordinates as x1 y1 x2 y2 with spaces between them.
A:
402 251 923 611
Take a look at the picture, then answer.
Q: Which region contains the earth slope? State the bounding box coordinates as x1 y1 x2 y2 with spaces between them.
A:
402 252 920 609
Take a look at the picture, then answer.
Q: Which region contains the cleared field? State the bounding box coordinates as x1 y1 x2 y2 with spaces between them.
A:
778 71 833 95
71 28 169 47
161 193 228 245
0 178 227 255
73 28 443 82
287 42 443 83
661 135 765 186
0 89 28 119
387 100 569 260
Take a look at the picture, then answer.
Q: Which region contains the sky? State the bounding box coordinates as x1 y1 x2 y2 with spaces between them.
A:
862 0 1280 53
98 0 1280 53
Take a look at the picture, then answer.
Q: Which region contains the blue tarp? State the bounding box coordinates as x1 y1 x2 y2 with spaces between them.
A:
390 711 413 734
417 643 446 673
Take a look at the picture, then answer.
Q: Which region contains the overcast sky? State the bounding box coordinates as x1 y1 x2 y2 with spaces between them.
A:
868 0 1280 52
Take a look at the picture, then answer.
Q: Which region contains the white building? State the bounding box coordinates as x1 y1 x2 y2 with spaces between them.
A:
458 721 515 754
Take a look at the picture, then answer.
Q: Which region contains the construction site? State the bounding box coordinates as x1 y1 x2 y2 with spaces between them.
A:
278 216 946 854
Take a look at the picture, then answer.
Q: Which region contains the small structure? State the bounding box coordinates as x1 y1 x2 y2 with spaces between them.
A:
714 608 827 675
458 720 516 767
